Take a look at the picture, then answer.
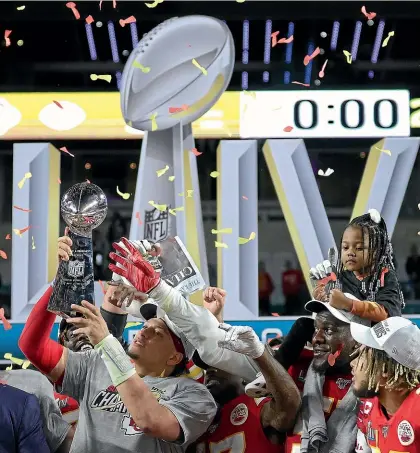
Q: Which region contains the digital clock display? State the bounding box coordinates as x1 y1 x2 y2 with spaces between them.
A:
239 90 410 138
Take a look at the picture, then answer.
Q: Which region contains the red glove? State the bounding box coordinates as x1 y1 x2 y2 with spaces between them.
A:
108 237 161 293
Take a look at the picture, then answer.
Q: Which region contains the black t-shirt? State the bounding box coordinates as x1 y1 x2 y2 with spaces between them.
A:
339 268 402 317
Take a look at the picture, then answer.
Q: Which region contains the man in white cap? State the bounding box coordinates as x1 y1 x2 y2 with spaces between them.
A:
351 317 420 452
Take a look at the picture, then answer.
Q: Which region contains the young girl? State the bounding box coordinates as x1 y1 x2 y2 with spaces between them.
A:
312 209 404 323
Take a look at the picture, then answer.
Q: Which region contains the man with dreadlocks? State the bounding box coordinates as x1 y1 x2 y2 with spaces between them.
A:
350 317 420 452
310 208 404 323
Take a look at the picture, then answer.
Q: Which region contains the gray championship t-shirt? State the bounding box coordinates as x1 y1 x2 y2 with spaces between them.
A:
0 369 71 452
59 349 217 453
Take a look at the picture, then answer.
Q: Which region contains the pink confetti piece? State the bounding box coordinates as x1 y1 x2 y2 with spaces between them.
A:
271 312 280 317
283 126 294 133
85 15 94 24
304 47 320 66
5 234 11 240
361 5 376 20
99 0 103 9
191 148 202 156
242 195 248 200
66 2 81 19
13 205 32 213
98 280 106 294
4 30 12 47
135 212 142 225
0 308 11 331
119 16 136 27
292 81 310 87
86 179 91 184
169 104 189 113
14 225 32 236
0 250 7 260
53 100 64 109
277 35 294 44
319 59 328 78
57 178 62 184
113 0 117 7
271 31 279 47
59 146 75 158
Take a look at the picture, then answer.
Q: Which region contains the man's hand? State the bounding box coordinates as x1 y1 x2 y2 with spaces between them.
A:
108 237 161 293
218 324 264 359
107 282 148 308
329 289 352 311
66 301 110 346
57 227 72 262
203 287 226 322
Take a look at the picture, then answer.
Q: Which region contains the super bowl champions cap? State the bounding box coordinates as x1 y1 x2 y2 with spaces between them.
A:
350 317 420 371
305 293 370 326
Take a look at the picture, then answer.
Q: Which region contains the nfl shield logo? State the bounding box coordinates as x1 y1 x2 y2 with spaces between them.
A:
382 425 389 438
68 260 85 278
144 208 169 242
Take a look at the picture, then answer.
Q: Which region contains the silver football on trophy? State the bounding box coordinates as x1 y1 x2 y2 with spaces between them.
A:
61 182 108 238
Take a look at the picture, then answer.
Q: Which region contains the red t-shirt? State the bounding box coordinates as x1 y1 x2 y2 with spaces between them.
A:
357 389 420 452
282 270 303 296
285 348 353 453
54 391 79 425
196 393 282 453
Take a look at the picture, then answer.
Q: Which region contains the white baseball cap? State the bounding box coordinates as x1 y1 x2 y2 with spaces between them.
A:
351 317 420 371
305 293 370 326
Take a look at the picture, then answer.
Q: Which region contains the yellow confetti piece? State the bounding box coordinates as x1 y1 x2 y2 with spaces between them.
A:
17 172 32 189
215 241 228 248
156 165 169 177
126 322 143 328
4 353 31 370
186 190 194 198
31 236 36 250
132 61 151 73
116 186 130 200
243 90 256 99
343 50 352 64
145 0 164 7
382 31 395 48
22 360 31 369
150 112 158 131
192 58 208 75
236 0 245 2
90 74 112 83
13 229 22 238
374 146 391 156
148 200 167 212
210 171 220 178
238 231 256 245
168 176 175 182
17 5 26 10
169 206 185 216
211 228 233 234
178 192 184 197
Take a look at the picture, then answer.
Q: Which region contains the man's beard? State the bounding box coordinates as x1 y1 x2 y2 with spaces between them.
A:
353 379 379 398
126 348 140 360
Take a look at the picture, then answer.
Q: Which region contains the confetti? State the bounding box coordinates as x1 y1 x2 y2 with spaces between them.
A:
132 61 151 73
374 146 391 156
0 310 11 331
271 31 279 47
13 226 32 237
57 178 62 184
190 148 202 156
150 112 158 131
271 312 280 317
283 126 294 133
382 31 395 48
169 207 184 216
66 2 80 19
145 0 164 7
13 205 31 212
17 172 32 189
343 50 352 64
242 195 248 200
4 30 12 47
318 168 334 177
156 165 169 177
148 201 167 212
53 100 64 109
0 251 7 259
238 231 256 245
86 179 91 184
361 5 376 20
4 354 27 367
319 59 328 78
304 47 320 66
211 228 232 234
98 280 106 294
169 105 189 114
126 322 142 328
210 171 220 178
192 58 208 75
243 91 256 99
236 0 245 2
291 81 310 87
5 234 11 240
277 35 294 44
31 236 36 250
215 241 228 248
90 74 112 83
59 146 75 157
86 15 94 24
17 5 26 10
135 212 142 225
116 186 130 200
119 16 136 27
168 176 175 182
